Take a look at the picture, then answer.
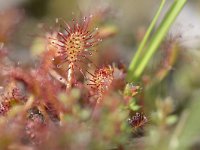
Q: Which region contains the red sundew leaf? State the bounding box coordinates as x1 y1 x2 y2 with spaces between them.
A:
48 17 102 89
51 17 101 68
0 86 27 116
9 68 34 91
87 65 114 103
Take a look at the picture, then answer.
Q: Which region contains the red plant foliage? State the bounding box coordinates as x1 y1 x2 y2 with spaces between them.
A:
50 17 101 89
87 65 114 103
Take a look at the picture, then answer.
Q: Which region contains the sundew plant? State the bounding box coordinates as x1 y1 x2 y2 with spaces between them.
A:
1 0 200 149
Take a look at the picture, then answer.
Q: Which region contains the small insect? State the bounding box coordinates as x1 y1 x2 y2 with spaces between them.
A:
128 112 147 129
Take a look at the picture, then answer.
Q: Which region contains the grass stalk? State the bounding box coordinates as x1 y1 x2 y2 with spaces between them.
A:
128 0 166 79
127 0 187 81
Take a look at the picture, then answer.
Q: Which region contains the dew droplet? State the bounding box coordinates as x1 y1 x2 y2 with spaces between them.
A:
89 14 93 18
88 64 92 67
0 43 4 49
55 18 59 23
98 39 102 42
57 64 61 68
83 17 86 22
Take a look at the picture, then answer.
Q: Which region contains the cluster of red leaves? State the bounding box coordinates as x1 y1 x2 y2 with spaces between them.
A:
0 86 27 115
0 16 147 149
87 65 114 103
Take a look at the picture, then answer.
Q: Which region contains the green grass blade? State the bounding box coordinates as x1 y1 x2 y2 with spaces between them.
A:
128 0 166 80
127 0 187 81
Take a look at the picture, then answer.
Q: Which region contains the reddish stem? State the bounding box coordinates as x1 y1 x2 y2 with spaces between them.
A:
66 63 74 91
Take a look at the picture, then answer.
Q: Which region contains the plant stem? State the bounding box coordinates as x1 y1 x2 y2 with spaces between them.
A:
127 0 166 81
66 63 73 91
127 0 187 81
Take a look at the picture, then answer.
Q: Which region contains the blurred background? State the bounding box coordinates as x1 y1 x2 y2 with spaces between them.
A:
0 0 200 63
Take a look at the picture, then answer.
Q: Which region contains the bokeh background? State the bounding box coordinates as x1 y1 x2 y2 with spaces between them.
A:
1 0 200 63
